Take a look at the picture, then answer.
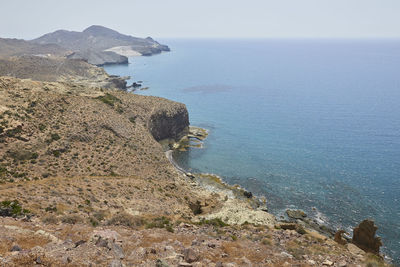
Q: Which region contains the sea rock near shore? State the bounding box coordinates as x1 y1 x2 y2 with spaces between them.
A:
352 219 382 254
286 209 307 220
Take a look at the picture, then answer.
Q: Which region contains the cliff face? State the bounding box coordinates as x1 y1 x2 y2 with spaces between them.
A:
147 104 189 141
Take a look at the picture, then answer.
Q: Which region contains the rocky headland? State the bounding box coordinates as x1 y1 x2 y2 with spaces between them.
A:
32 25 170 66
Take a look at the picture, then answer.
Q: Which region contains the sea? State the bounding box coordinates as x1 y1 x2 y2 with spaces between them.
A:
104 39 400 264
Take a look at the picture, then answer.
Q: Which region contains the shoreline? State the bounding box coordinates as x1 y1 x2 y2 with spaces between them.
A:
164 126 396 264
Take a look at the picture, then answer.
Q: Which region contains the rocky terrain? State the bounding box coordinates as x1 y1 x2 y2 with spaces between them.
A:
0 56 129 89
0 76 394 266
32 25 170 65
0 38 68 58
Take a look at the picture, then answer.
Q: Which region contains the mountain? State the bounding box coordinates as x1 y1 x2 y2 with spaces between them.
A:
31 25 170 65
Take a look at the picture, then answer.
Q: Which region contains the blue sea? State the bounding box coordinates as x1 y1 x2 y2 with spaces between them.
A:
104 39 400 263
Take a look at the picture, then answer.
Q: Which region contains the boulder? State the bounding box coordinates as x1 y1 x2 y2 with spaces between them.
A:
352 219 382 254
286 209 307 220
183 248 199 263
334 230 347 245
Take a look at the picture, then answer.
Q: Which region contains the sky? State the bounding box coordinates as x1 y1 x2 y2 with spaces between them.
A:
1 0 399 40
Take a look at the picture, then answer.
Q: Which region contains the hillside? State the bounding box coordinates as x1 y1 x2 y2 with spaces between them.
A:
0 76 392 266
0 38 68 59
31 25 170 65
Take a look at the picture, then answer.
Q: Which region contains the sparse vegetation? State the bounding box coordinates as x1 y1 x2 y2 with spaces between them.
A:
96 93 121 107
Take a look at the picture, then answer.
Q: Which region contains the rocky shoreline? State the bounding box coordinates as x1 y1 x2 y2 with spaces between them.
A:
165 125 394 265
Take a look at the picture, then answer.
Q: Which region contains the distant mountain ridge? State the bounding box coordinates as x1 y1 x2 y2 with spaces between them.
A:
31 25 170 65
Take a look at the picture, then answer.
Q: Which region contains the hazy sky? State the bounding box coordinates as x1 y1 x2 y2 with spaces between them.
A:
1 0 400 39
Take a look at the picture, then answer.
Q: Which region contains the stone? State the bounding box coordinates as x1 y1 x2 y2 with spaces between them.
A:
35 256 42 264
111 243 125 259
346 243 365 256
307 259 316 265
95 237 108 248
280 251 293 258
74 240 86 248
178 263 193 267
338 260 347 267
156 259 170 267
183 248 199 263
286 209 307 219
322 260 334 266
334 230 348 245
352 219 382 254
10 245 22 252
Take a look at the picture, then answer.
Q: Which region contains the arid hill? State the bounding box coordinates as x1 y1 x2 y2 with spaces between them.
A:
32 25 170 65
0 38 68 59
0 76 393 266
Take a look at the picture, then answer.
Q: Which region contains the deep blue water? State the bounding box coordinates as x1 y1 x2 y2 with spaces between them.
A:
105 39 400 263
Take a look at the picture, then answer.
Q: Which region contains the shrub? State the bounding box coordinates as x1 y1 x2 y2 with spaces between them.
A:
96 93 121 107
7 150 38 161
0 200 30 217
61 214 83 224
107 213 144 228
42 215 59 224
197 218 229 227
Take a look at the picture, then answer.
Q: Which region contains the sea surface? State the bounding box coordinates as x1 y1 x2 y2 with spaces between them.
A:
104 39 400 263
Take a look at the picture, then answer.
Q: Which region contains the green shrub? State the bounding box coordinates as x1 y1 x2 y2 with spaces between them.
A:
0 200 30 217
197 218 229 227
96 93 121 107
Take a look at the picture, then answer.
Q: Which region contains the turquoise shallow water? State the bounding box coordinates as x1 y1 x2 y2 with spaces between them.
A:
105 39 400 263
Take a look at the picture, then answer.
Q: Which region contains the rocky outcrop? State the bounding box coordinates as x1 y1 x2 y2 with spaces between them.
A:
352 219 382 254
147 103 189 141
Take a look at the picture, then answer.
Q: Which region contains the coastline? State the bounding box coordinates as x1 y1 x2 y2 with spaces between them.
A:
164 125 396 264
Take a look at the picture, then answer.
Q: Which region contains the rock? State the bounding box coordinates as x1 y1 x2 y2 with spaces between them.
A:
156 259 170 267
338 260 347 267
307 259 316 265
178 263 193 267
10 245 22 252
286 209 307 219
95 237 108 248
243 191 253 198
74 240 86 248
352 219 382 254
334 230 348 245
322 260 334 266
280 251 293 258
92 229 121 243
35 256 42 264
346 243 365 256
111 243 125 259
147 103 189 141
183 248 199 263
109 259 123 267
